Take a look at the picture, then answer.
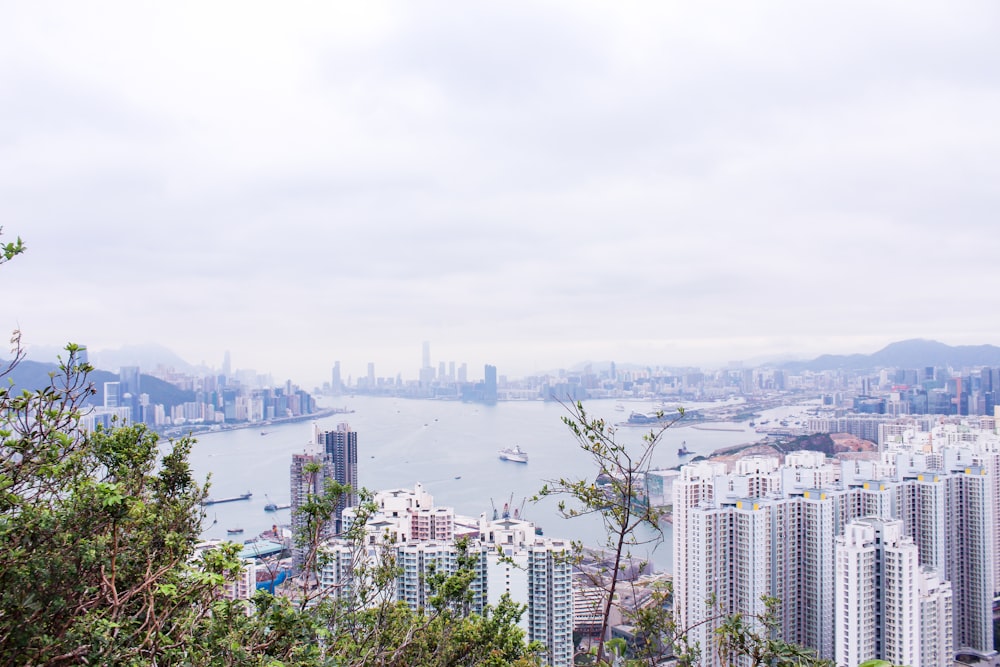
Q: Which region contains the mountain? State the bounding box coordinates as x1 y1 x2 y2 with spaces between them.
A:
781 339 1000 372
22 343 210 376
1 359 195 409
88 343 209 375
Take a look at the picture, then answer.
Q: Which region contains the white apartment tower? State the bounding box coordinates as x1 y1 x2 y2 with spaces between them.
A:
835 517 953 667
526 540 574 667
836 519 921 667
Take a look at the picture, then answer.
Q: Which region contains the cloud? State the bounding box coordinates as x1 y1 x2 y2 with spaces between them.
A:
2 1 999 385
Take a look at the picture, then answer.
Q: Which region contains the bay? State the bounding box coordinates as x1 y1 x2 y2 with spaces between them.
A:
186 396 778 572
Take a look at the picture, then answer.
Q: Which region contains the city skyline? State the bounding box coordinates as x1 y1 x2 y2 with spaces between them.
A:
4 3 1000 391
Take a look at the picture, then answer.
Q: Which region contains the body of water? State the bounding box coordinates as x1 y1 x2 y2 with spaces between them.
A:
185 396 803 571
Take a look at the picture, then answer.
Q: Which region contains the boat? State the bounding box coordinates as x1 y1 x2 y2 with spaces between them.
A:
499 445 528 463
264 499 290 512
202 491 252 506
678 441 692 456
227 527 244 535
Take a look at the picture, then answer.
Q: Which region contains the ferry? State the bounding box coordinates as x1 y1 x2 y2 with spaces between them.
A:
499 445 529 463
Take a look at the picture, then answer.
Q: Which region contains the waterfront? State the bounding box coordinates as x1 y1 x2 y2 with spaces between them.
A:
187 396 808 571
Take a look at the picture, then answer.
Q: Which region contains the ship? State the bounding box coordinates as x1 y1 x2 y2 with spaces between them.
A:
264 502 291 512
678 441 692 456
202 491 252 506
498 445 528 463
226 527 244 535
263 494 290 512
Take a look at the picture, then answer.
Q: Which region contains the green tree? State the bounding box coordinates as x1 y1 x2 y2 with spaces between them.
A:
0 344 246 665
535 401 685 665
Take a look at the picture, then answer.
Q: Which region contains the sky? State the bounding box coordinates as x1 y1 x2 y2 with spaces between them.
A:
2 1 999 388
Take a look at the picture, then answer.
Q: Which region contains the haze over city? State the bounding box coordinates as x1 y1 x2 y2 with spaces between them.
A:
3 2 999 388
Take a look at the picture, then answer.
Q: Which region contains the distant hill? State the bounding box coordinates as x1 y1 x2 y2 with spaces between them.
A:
1 359 195 409
22 343 210 376
781 339 1000 372
88 343 209 376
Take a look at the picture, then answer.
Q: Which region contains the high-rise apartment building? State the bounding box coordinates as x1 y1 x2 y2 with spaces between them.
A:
290 448 335 570
834 518 952 667
322 485 575 667
674 446 995 667
317 423 358 534
526 540 574 667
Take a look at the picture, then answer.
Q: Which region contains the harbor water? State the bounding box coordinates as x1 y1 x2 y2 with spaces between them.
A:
185 396 801 571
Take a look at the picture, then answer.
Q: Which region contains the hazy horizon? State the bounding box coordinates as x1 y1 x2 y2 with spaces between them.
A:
4 2 999 388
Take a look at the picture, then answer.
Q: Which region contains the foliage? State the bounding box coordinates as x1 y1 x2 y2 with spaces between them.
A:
0 344 243 665
714 598 831 667
0 225 25 265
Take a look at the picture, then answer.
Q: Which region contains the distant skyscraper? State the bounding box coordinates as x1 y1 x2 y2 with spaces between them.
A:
222 350 231 379
331 361 342 395
458 363 467 384
367 362 375 389
318 423 359 534
119 366 140 423
103 381 121 409
422 341 431 370
484 365 497 405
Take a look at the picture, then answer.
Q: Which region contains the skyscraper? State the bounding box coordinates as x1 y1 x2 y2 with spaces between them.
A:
422 341 431 370
317 423 359 534
119 366 140 424
103 381 121 409
484 364 497 405
331 361 342 395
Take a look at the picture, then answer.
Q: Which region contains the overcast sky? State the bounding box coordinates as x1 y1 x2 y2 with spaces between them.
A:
2 2 999 387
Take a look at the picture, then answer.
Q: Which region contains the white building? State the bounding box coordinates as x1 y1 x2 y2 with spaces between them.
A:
673 444 994 667
320 485 575 667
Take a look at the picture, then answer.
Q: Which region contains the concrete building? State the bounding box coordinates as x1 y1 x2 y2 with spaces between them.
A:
673 445 994 667
290 447 335 570
316 423 358 534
